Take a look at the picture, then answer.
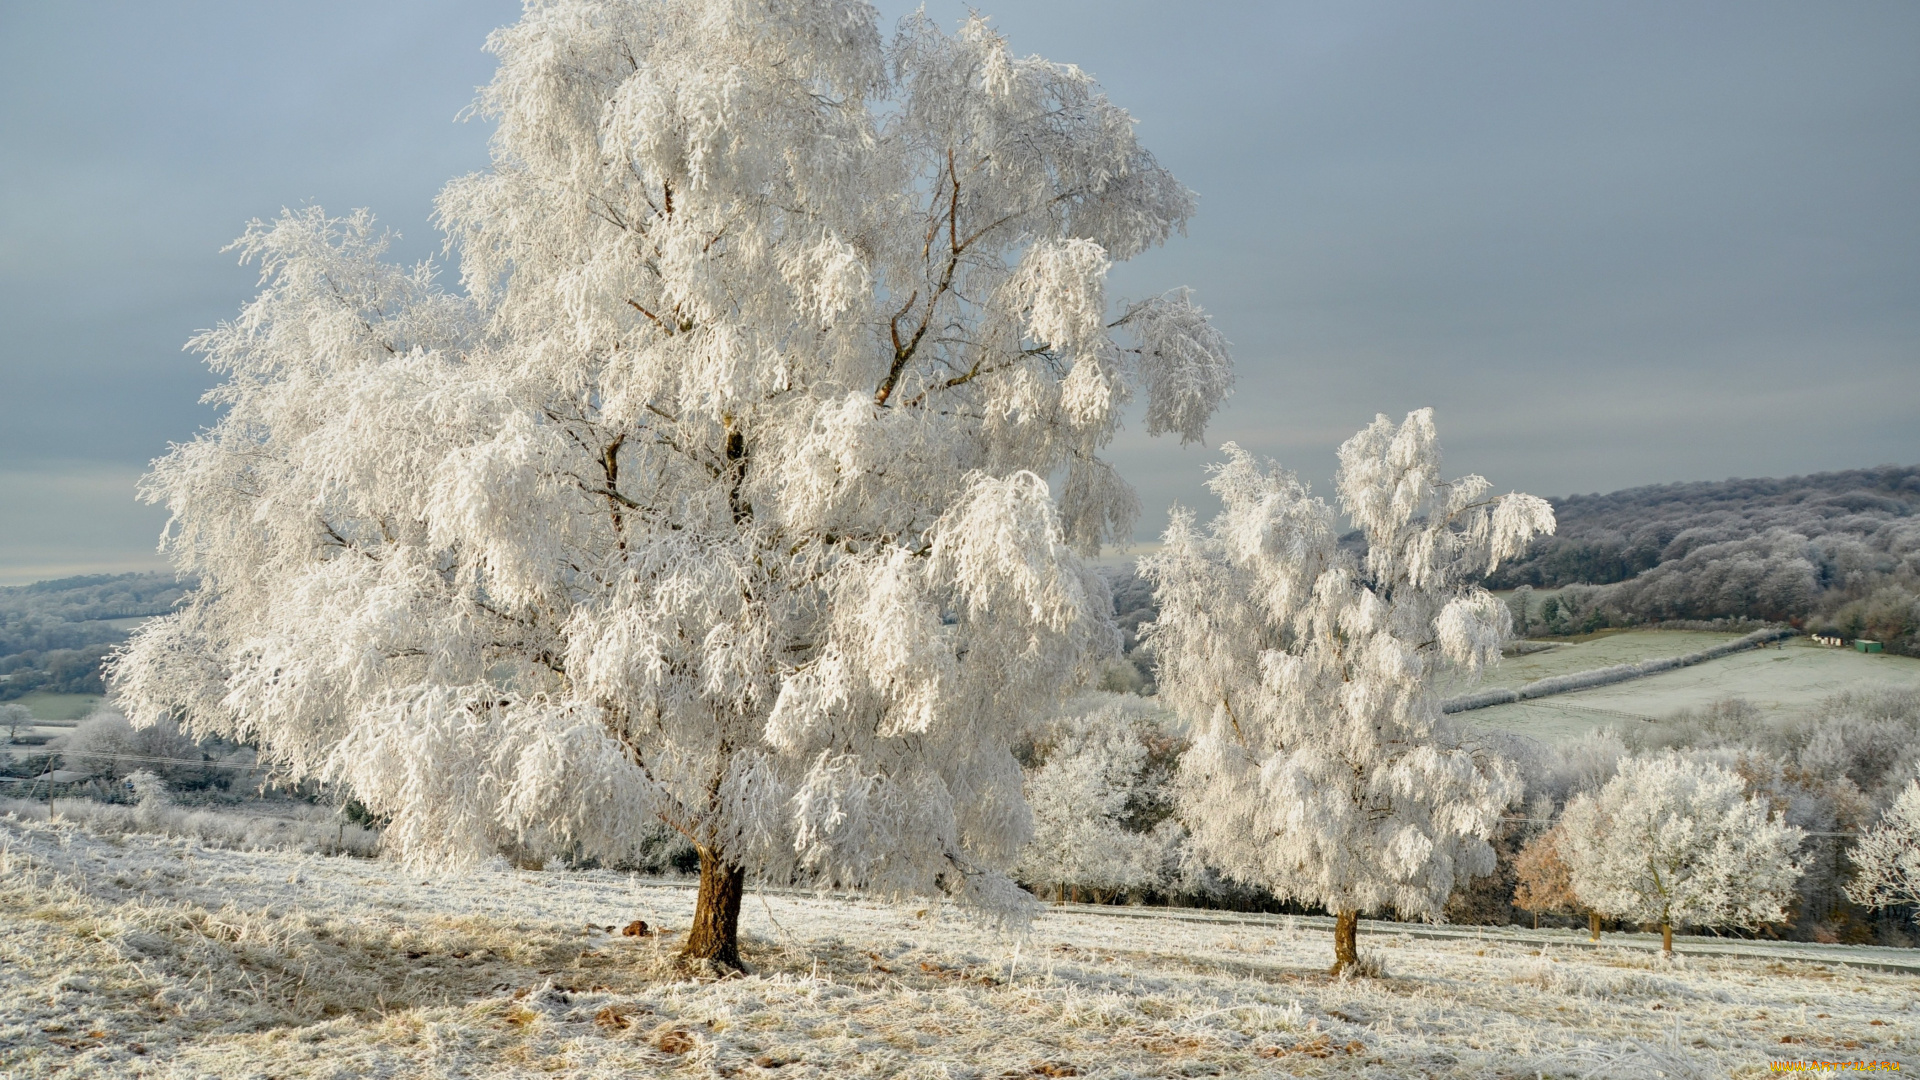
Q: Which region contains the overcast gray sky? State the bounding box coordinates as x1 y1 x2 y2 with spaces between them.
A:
2 1 1915 584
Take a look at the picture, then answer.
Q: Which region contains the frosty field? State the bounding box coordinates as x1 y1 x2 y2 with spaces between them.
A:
13 692 103 723
1465 634 1920 743
3 813 1912 1079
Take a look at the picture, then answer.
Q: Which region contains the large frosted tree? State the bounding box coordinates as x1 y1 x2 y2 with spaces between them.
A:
111 0 1230 970
1144 410 1552 973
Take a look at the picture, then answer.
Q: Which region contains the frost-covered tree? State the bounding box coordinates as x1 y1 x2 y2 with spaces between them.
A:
1506 584 1535 638
1145 410 1553 973
1845 777 1920 924
1561 753 1805 956
1015 692 1182 901
111 0 1230 970
1511 824 1574 928
1 703 30 744
1511 823 1610 939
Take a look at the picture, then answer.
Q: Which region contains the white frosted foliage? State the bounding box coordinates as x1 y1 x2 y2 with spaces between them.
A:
1844 777 1920 922
1144 410 1552 921
1561 754 1806 938
1015 692 1181 897
111 0 1230 923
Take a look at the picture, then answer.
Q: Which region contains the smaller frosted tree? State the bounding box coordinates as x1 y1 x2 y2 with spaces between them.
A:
1511 824 1576 932
1507 585 1535 637
1 703 30 743
1015 692 1182 901
1512 823 1609 939
1146 409 1554 973
1845 777 1920 924
1562 753 1805 956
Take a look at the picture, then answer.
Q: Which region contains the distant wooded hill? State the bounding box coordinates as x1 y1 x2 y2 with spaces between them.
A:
1485 465 1920 651
1105 465 1920 664
0 572 186 700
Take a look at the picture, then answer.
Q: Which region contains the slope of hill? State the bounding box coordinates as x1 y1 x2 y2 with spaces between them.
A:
1480 466 1919 653
0 573 185 701
1488 465 1920 591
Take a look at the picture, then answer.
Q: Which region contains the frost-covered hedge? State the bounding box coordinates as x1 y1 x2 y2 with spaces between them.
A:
0 796 381 857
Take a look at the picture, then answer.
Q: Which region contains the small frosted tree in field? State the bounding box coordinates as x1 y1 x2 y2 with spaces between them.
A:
111 0 1230 970
1015 692 1182 902
1 703 30 743
1145 410 1554 974
1561 753 1805 956
1845 777 1920 924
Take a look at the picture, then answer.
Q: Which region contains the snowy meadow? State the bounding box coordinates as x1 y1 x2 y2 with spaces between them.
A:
2 812 1910 1079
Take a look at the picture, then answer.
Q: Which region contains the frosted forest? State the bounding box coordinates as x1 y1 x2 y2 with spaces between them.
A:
3 1 1914 1076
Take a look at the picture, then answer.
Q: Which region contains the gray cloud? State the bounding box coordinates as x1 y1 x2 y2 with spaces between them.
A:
2 0 1914 578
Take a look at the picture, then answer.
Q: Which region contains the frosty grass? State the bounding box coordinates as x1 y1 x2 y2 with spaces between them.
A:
1 813 1909 1078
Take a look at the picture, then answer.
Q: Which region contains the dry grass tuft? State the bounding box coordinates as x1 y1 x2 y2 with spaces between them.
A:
650 1025 697 1054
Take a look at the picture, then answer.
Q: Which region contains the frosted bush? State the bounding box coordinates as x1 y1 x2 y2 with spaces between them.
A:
1015 692 1183 900
0 797 382 857
127 769 169 804
48 709 213 786
1846 777 1920 923
1562 753 1805 954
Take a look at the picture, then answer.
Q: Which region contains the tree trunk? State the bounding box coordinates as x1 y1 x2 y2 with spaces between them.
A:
1330 909 1359 975
1661 920 1673 958
1589 911 1600 942
680 848 746 973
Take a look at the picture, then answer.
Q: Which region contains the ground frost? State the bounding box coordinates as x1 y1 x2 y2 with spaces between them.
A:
0 813 1910 1077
